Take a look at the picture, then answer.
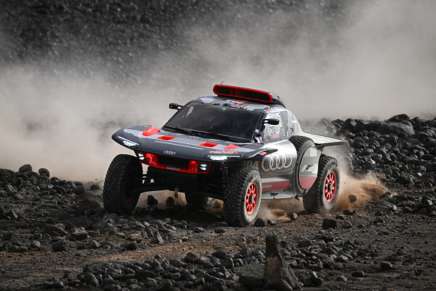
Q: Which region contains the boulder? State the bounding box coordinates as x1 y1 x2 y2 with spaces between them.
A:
264 234 300 291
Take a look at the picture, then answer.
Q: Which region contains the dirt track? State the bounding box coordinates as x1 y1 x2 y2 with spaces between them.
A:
1 181 435 290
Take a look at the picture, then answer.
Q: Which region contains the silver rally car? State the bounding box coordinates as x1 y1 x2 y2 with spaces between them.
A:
104 84 345 226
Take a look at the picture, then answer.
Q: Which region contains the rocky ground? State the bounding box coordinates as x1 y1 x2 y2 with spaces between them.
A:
1 114 435 291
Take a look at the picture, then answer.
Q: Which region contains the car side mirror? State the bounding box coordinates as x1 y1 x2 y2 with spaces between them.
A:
169 103 183 110
263 118 280 125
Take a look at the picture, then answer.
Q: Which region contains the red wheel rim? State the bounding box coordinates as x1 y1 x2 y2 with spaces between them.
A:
324 171 337 202
245 182 258 215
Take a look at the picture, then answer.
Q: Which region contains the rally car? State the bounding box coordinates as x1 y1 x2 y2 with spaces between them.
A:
103 84 345 226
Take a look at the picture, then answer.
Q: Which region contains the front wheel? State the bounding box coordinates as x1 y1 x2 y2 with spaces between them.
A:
224 166 262 227
103 154 143 215
303 155 339 213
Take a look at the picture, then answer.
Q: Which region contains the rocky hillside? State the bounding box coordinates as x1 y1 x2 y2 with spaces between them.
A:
331 114 436 187
0 0 346 75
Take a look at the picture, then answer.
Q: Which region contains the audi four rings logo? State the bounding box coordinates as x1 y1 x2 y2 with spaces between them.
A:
261 154 294 171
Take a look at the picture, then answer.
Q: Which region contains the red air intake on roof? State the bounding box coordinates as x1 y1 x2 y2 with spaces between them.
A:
213 84 273 104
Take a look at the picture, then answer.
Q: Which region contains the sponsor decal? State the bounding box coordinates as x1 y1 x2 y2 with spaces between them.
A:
163 150 176 156
261 153 293 172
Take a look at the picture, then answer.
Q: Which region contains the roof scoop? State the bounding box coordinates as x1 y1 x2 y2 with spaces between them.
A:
213 84 274 104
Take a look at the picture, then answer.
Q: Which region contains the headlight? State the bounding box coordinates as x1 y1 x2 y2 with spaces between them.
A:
118 136 139 147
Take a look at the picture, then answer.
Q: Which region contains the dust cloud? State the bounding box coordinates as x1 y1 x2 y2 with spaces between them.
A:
0 0 436 180
336 172 388 210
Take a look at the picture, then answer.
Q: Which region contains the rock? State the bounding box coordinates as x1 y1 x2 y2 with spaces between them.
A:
351 270 366 277
379 261 394 271
193 227 205 233
237 263 264 289
31 240 42 250
322 218 337 229
343 209 356 215
18 164 32 173
40 278 65 289
38 168 50 178
212 250 228 259
184 252 199 264
386 121 415 136
341 221 353 229
254 218 267 227
147 195 159 207
80 272 100 287
46 224 68 236
348 194 357 204
214 228 226 234
152 231 165 244
104 284 122 291
303 271 322 287
89 184 100 191
71 227 89 241
0 207 19 220
264 234 300 291
290 213 298 221
89 240 101 249
123 242 138 251
52 239 67 252
5 184 17 194
72 182 85 195
387 113 410 123
128 232 143 241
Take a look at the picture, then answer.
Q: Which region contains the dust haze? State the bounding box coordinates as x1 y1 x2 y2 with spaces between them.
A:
0 0 435 180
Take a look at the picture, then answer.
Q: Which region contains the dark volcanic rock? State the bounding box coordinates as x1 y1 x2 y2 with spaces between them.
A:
70 227 89 241
147 195 159 208
254 218 267 227
322 218 337 229
18 164 32 173
264 234 300 291
237 263 264 289
51 239 67 252
38 168 50 178
332 115 436 187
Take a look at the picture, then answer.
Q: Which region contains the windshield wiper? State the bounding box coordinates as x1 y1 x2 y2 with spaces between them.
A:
163 126 193 135
164 126 248 143
189 130 248 143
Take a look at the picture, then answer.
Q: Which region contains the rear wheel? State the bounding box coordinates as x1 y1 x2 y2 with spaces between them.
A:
303 155 339 212
103 154 142 215
185 192 208 210
224 166 262 227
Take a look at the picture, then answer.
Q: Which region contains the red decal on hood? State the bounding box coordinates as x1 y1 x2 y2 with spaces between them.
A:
159 135 175 141
224 144 239 151
143 127 160 136
200 141 217 148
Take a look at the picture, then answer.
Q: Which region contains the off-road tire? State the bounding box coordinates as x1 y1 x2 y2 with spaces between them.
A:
185 192 208 210
290 135 316 194
224 166 262 227
303 155 339 213
103 154 142 215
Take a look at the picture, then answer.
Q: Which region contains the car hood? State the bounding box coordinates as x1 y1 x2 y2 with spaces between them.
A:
112 125 265 161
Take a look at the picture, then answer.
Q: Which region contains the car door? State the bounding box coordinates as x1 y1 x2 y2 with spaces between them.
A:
259 110 298 179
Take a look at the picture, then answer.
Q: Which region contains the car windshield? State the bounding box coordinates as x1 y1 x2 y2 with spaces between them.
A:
163 102 263 142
